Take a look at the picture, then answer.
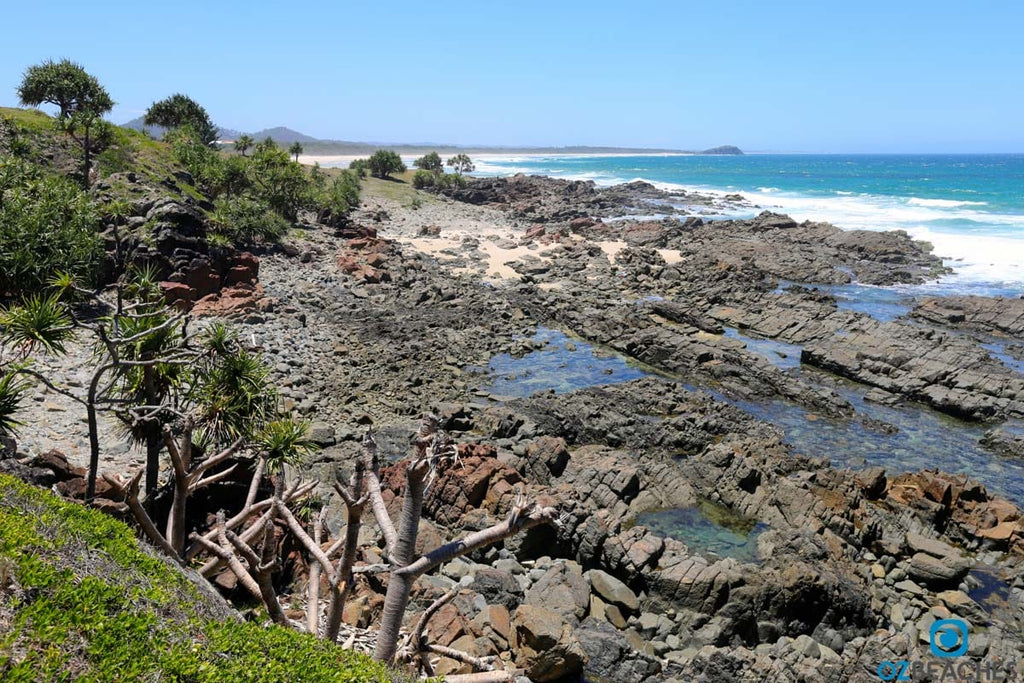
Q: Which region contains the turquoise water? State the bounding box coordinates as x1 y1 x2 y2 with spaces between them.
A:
633 501 768 564
476 154 1024 295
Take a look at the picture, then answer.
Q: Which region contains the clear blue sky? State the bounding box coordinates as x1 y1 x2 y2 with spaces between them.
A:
1 0 1021 152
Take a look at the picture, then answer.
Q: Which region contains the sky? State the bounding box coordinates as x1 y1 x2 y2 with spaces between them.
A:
1 0 1021 153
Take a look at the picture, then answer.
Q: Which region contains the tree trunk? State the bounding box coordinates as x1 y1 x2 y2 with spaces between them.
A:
83 124 91 188
143 363 160 501
84 363 111 502
166 478 187 557
325 503 363 641
373 463 427 663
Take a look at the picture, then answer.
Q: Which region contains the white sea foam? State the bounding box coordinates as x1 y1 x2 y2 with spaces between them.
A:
907 197 988 208
474 156 1024 290
734 189 1024 289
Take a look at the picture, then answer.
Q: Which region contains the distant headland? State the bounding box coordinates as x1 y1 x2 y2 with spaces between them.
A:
120 117 742 156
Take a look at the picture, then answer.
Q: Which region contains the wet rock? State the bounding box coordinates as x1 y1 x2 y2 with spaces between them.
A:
912 296 1024 336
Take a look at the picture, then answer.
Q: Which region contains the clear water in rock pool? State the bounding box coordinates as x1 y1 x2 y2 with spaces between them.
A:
966 567 1019 625
723 328 803 370
473 327 1024 504
475 328 647 397
726 370 1024 504
774 281 916 322
633 501 768 564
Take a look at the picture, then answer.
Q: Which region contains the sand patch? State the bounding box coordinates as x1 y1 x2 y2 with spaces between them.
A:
598 240 629 263
657 248 684 265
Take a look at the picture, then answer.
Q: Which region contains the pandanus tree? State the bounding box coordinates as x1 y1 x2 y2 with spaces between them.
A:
0 293 74 439
17 59 114 187
197 415 559 681
447 153 475 175
145 93 219 147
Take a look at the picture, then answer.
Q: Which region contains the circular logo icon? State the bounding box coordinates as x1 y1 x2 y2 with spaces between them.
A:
930 619 969 658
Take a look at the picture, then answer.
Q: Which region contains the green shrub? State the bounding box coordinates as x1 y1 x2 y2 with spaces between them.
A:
348 158 368 179
210 197 289 246
0 158 103 299
411 169 436 189
317 170 361 225
164 125 224 195
413 151 442 173
366 149 406 179
435 172 468 190
248 139 310 221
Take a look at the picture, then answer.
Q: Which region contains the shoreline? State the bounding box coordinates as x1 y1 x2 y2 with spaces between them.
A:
453 158 1024 294
12 163 1024 681
298 150 703 167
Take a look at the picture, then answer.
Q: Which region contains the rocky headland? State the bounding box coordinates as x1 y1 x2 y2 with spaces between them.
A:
6 171 1024 682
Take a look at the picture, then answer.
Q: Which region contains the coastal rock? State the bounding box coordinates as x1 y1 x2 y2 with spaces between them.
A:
512 605 586 681
907 552 971 587
912 296 1024 336
588 569 640 612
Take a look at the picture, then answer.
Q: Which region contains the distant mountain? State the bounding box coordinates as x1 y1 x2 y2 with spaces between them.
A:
119 117 742 155
701 145 744 155
246 127 319 144
121 116 240 141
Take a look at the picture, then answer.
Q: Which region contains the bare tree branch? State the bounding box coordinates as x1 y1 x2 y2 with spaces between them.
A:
399 498 559 581
103 470 178 560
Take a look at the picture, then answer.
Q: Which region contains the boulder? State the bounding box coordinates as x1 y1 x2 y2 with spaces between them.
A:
470 567 523 611
907 552 970 588
588 569 640 612
525 562 589 619
512 605 585 682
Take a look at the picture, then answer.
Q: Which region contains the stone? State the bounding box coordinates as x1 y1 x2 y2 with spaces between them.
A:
894 579 926 596
308 422 336 447
794 634 820 659
905 532 956 559
471 567 523 611
524 562 589 620
512 605 585 682
907 552 971 587
588 569 640 612
605 604 628 630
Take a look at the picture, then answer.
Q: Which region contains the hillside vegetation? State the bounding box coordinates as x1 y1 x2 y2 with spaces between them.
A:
0 473 396 682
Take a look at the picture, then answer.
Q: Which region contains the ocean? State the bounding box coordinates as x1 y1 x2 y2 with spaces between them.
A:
474 153 1024 297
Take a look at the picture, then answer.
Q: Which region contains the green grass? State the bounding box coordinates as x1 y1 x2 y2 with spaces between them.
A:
0 107 57 134
361 169 438 207
1 106 201 196
0 473 398 682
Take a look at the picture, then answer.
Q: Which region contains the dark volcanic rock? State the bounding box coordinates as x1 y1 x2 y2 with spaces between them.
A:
912 295 1024 336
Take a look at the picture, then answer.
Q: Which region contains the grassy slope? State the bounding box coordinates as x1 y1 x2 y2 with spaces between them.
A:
0 106 207 205
0 473 395 682
359 169 441 206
